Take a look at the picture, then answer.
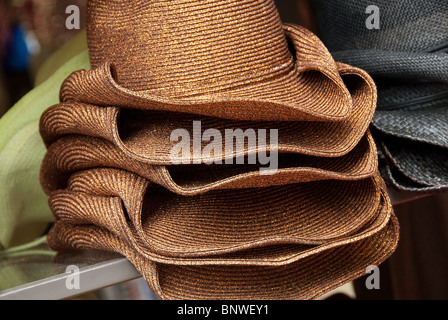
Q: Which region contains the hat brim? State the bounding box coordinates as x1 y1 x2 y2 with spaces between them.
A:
41 62 376 163
378 137 448 192
49 173 392 266
40 132 377 196
48 167 384 259
59 25 358 122
372 107 448 149
47 200 398 299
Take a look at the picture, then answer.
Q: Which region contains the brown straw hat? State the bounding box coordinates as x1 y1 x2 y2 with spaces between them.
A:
38 0 399 300
48 217 398 299
40 132 378 196
48 195 392 266
41 62 377 163
47 168 386 261
59 0 356 122
47 177 398 299
48 185 392 264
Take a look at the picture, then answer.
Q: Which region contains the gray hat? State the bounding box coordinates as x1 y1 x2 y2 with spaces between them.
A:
311 0 448 192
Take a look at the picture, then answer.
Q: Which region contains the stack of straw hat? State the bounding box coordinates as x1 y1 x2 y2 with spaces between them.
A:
39 0 399 299
311 0 448 193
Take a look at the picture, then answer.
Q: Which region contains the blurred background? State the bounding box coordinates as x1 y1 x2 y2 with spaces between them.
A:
0 0 446 300
0 0 86 115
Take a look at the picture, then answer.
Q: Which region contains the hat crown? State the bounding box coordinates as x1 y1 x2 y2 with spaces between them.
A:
87 0 293 95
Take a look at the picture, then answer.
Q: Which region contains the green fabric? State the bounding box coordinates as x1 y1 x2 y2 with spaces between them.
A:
0 122 48 248
0 47 90 249
34 30 87 86
0 237 56 290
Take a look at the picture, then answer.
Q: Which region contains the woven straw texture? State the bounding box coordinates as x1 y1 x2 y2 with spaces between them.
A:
47 169 399 300
39 0 399 299
311 0 448 192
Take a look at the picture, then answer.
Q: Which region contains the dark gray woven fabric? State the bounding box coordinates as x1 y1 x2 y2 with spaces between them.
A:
312 0 448 52
381 138 448 186
312 0 448 192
